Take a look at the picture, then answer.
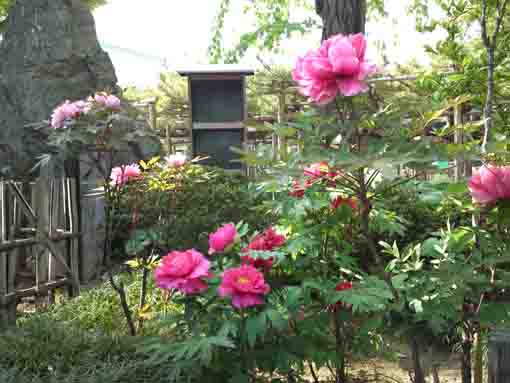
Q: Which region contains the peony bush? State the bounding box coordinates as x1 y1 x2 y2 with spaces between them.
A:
40 34 510 383
134 32 508 383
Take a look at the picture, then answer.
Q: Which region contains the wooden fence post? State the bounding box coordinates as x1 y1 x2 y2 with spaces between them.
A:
148 101 157 131
0 182 17 326
34 179 50 290
66 178 80 297
488 330 510 383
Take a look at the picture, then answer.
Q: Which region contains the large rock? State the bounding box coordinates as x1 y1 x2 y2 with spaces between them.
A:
0 0 117 177
0 0 119 280
0 0 117 125
0 80 23 171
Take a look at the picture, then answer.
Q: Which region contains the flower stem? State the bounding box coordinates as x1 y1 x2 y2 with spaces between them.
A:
239 309 250 380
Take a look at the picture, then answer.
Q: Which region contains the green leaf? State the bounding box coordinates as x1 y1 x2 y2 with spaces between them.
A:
265 309 287 331
245 313 267 348
218 320 239 338
285 287 302 310
208 336 236 349
229 372 250 383
447 182 468 194
391 274 408 290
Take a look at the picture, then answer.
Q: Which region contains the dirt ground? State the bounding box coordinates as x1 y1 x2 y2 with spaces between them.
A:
349 358 461 383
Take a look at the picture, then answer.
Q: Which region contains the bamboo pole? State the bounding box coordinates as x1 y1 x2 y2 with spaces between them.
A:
454 104 465 181
278 91 288 161
67 179 80 296
0 182 10 325
2 278 71 300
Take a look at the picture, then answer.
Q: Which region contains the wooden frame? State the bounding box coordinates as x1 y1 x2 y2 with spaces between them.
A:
0 179 81 326
179 65 254 174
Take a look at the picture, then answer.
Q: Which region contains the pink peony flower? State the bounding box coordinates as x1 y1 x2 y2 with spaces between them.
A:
288 178 315 198
469 165 510 204
243 228 286 252
105 94 121 110
73 100 91 113
304 162 331 178
218 265 270 308
336 281 353 291
109 164 141 186
241 228 286 273
292 33 376 104
241 256 274 273
289 179 306 198
165 153 187 168
333 281 353 311
208 223 237 255
94 93 108 105
261 227 286 249
154 249 211 295
50 100 87 129
331 196 357 210
303 162 342 187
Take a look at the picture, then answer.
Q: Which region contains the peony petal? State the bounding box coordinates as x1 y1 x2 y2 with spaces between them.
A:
231 293 265 309
358 62 377 80
209 223 237 253
188 260 210 279
469 169 496 203
337 78 368 97
309 80 338 104
180 279 208 295
328 37 359 75
302 55 335 80
481 166 503 199
502 167 510 198
349 33 367 60
218 285 234 297
331 56 360 76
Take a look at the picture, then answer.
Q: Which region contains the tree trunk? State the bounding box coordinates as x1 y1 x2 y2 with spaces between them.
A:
462 320 473 383
410 337 427 383
315 0 367 40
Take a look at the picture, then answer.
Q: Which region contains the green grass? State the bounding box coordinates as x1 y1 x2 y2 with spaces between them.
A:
0 315 176 383
1 271 178 382
39 271 174 336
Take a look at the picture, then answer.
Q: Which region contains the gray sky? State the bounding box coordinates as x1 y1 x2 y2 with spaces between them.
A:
93 0 444 87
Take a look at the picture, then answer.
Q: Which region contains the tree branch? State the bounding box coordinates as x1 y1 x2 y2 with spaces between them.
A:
480 0 509 153
480 0 490 48
108 271 137 336
308 361 321 383
493 0 509 43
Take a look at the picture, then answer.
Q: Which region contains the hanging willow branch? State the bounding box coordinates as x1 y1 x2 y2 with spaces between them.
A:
208 0 232 64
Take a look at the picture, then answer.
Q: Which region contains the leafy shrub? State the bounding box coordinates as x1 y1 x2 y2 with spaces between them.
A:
110 158 275 256
375 182 445 246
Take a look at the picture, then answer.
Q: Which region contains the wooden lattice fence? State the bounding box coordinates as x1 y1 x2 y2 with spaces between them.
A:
0 178 81 325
